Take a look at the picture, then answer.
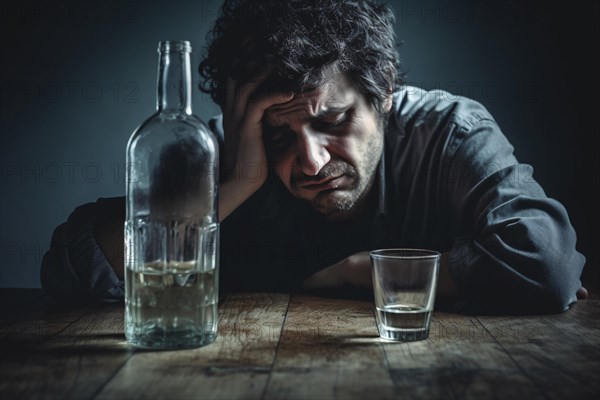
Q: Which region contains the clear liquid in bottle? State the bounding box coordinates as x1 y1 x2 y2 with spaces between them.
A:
124 41 219 349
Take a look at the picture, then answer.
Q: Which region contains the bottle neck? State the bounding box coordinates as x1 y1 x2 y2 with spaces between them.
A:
156 42 192 114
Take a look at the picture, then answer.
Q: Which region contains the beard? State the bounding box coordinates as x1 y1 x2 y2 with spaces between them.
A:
292 161 362 215
311 178 376 217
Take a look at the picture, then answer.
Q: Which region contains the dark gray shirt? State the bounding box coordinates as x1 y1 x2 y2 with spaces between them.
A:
41 86 585 313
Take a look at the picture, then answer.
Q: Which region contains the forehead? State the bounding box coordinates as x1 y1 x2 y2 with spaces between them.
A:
264 71 358 126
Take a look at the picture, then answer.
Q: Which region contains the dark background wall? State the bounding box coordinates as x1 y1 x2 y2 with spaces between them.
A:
1 1 598 291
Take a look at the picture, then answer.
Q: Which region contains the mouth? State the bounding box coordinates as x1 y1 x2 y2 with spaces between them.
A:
300 175 349 192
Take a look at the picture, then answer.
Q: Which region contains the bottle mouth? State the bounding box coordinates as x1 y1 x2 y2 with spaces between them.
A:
158 41 192 53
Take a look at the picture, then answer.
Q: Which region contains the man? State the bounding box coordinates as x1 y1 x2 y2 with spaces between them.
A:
41 0 586 313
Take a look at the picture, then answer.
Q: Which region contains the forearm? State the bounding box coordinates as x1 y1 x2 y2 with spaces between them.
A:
448 166 585 312
302 251 457 300
219 178 262 221
93 218 124 280
447 220 585 313
41 197 125 304
445 120 585 313
90 178 259 282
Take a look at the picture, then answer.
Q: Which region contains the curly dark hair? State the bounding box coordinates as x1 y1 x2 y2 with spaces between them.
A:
198 0 404 113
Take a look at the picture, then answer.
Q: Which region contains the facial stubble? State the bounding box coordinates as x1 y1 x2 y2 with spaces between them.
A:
298 114 386 217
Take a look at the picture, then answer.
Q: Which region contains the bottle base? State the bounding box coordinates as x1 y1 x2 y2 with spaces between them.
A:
126 321 217 350
378 327 429 342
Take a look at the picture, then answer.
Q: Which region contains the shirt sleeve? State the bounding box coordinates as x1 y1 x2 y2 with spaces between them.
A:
40 197 125 304
444 118 585 313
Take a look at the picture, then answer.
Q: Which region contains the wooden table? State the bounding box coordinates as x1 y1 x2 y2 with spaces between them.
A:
1 289 598 399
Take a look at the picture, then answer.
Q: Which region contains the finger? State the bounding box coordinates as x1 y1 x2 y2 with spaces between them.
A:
245 91 294 125
234 67 275 117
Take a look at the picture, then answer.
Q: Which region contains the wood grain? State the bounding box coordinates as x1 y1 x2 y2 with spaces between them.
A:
476 298 600 399
0 298 90 357
264 294 395 400
383 312 544 399
97 293 290 400
1 290 598 400
1 304 131 399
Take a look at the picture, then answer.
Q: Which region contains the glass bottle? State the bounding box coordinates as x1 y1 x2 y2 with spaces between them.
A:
124 40 219 349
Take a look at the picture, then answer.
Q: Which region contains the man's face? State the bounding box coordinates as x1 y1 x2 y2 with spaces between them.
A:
263 69 390 220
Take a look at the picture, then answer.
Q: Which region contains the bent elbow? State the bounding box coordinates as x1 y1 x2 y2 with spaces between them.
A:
451 238 586 315
536 251 586 313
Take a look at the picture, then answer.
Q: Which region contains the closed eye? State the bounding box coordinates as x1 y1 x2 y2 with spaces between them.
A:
312 109 353 132
266 128 295 150
265 106 354 150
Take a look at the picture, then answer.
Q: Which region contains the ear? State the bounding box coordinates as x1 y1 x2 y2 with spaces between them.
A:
382 65 395 113
382 93 393 113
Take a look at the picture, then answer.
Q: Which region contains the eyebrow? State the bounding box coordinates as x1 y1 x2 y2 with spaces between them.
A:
315 103 354 118
265 103 355 130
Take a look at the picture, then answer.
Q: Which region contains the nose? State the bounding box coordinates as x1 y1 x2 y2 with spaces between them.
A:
295 129 331 176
